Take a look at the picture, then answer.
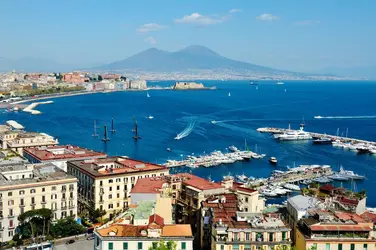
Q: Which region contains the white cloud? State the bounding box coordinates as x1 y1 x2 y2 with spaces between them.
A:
136 23 168 33
174 12 224 26
256 13 279 21
229 8 242 13
294 20 320 26
144 37 156 45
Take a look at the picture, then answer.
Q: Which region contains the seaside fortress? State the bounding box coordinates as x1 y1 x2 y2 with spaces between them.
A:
94 213 194 250
0 163 78 242
66 156 169 218
0 130 58 154
23 145 107 172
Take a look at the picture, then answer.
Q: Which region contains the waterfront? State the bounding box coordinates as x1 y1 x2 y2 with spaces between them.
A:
1 80 376 205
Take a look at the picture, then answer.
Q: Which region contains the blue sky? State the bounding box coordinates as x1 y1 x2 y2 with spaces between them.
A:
1 0 375 71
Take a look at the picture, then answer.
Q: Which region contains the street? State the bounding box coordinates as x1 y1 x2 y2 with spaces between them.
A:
54 239 94 250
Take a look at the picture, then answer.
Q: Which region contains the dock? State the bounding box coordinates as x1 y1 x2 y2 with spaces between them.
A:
23 101 53 115
163 150 264 168
6 120 24 130
257 127 376 146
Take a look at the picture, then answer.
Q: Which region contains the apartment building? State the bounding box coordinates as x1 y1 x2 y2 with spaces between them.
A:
23 145 107 172
296 210 376 250
94 213 193 250
66 156 169 218
0 130 58 154
0 163 78 242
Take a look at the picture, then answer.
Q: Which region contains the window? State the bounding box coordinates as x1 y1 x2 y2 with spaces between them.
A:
326 243 330 250
117 194 120 198
123 242 128 250
152 242 158 249
172 185 176 190
108 204 113 209
8 200 14 206
109 187 112 191
233 245 239 250
51 186 56 191
31 197 35 204
9 209 13 216
364 244 368 250
19 190 25 195
117 186 120 190
244 246 251 250
100 181 103 186
181 242 186 250
8 192 12 197
138 242 143 250
109 179 113 183
220 245 225 250
42 187 45 192
245 233 250 241
245 197 249 202
30 189 36 194
20 199 24 206
351 244 355 250
42 196 45 202
233 232 238 241
109 194 112 199
337 244 342 250
108 242 113 250
124 185 128 191
9 220 13 228
116 178 121 182
269 233 274 242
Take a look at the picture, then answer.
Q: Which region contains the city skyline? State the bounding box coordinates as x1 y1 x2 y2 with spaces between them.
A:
1 0 376 73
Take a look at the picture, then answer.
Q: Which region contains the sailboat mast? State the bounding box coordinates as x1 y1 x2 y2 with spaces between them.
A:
102 124 110 142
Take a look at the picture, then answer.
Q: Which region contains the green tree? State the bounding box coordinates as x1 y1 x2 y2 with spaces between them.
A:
50 217 86 238
98 75 103 81
90 209 106 223
17 208 53 240
148 240 177 250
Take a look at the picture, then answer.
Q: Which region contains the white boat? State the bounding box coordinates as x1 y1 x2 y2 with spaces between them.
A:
369 147 376 154
269 157 277 164
147 91 150 98
314 116 323 119
147 115 154 119
277 124 312 141
276 81 284 85
260 188 278 197
236 174 248 183
336 166 365 180
283 183 300 191
314 176 331 183
228 92 231 97
229 145 239 152
329 173 349 181
211 120 217 124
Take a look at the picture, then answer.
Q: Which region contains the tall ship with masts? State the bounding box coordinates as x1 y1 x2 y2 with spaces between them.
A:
132 117 141 140
102 124 110 142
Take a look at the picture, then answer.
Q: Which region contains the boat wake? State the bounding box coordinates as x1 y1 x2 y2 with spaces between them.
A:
314 115 376 120
175 120 196 140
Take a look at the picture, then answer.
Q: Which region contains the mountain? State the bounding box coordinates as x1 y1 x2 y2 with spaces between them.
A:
0 57 71 72
97 45 282 74
315 66 376 79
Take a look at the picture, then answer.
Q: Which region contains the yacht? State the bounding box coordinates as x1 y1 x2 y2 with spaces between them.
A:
337 166 365 180
283 183 300 191
276 124 312 141
236 174 248 183
329 173 349 181
260 188 278 197
313 138 333 145
369 147 376 154
314 176 331 183
229 145 239 152
314 116 323 119
269 157 277 165
147 115 154 119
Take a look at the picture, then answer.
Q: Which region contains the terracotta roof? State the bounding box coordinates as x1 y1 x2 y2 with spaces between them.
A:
130 177 165 194
24 145 106 161
161 225 192 237
236 186 257 194
319 184 336 192
175 173 224 191
361 212 376 223
310 224 372 232
335 212 365 223
68 156 167 177
149 214 164 226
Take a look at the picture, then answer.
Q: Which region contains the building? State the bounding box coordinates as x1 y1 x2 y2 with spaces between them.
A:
201 193 291 250
296 210 376 250
0 163 78 242
66 156 169 218
0 130 58 154
94 213 193 250
23 145 107 172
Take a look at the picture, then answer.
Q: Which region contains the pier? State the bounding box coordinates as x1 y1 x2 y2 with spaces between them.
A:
163 149 264 168
23 101 53 115
257 127 376 146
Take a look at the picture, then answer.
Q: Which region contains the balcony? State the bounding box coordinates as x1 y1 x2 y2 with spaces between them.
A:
69 205 75 209
69 187 74 191
61 206 67 210
7 214 14 218
99 200 104 204
61 189 67 192
19 203 25 207
41 200 46 204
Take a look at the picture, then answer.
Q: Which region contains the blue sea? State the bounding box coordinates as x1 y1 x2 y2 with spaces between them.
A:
2 80 376 206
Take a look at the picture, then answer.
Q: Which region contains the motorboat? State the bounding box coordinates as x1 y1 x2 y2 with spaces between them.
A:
332 140 343 147
314 116 323 119
211 120 217 124
276 81 284 85
269 157 277 165
329 174 349 181
313 176 331 183
166 148 171 152
313 138 333 145
229 145 239 152
260 188 278 197
283 183 300 191
301 179 313 185
236 174 248 183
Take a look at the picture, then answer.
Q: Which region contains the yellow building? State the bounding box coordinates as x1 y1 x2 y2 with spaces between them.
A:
0 163 78 242
66 156 169 218
295 210 376 250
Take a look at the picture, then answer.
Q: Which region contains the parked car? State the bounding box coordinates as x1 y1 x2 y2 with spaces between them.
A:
87 235 95 240
66 239 75 244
